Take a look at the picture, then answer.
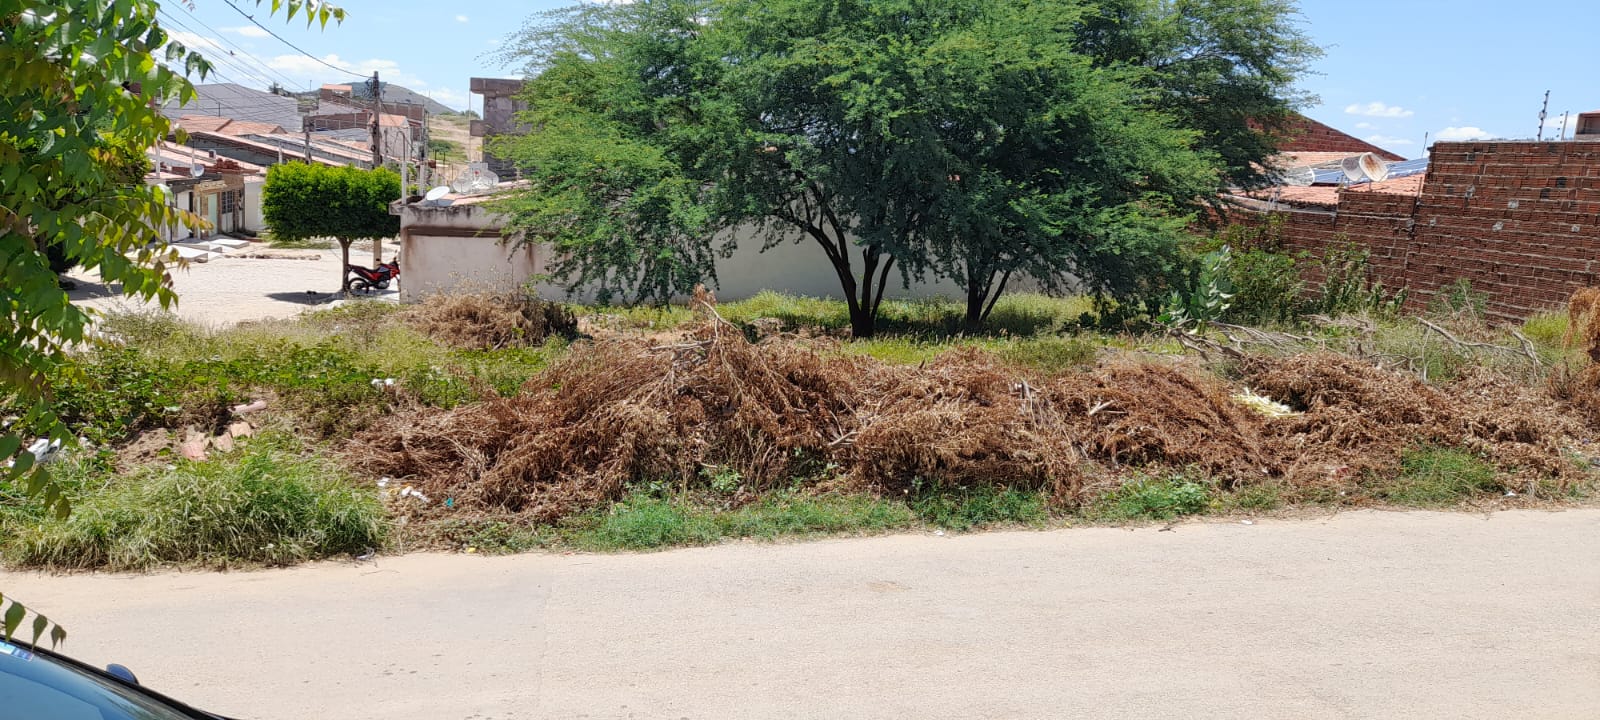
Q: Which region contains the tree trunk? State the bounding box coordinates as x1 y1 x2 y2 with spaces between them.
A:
339 239 352 294
963 284 988 334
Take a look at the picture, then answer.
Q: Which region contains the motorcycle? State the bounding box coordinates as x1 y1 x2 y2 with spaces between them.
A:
344 256 401 293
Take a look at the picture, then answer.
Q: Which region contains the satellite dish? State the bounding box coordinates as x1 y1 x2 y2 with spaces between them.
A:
449 162 500 194
189 163 205 178
1279 166 1316 187
424 186 451 203
1340 156 1365 183
1358 152 1391 182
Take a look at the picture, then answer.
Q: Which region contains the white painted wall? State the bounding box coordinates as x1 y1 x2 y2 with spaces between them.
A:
396 198 971 304
243 176 265 235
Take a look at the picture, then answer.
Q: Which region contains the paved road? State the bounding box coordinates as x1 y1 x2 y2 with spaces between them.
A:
7 510 1599 719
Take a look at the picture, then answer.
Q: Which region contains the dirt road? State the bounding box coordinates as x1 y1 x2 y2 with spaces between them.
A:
7 509 1598 719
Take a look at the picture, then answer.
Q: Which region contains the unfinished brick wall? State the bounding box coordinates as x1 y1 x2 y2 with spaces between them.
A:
1240 141 1600 323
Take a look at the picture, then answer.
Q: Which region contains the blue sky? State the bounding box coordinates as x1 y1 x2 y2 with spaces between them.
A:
172 0 1600 158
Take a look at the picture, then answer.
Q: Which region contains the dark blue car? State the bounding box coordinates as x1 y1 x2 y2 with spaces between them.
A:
0 637 232 719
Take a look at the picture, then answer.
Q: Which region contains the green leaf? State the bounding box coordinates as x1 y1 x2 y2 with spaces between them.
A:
0 435 19 460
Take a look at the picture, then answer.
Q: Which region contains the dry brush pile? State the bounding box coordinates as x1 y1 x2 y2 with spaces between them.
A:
348 293 1596 521
406 291 577 350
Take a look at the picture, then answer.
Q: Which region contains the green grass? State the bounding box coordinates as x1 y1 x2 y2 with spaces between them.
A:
1095 475 1212 521
1 436 387 570
1383 447 1499 506
576 291 1096 338
910 483 1049 531
27 308 566 444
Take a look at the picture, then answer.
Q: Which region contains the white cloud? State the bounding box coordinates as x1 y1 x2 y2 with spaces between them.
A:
455 14 469 23
224 25 270 38
1436 126 1492 141
429 87 467 109
1354 122 1375 130
266 54 427 91
1345 101 1414 119
1364 134 1414 147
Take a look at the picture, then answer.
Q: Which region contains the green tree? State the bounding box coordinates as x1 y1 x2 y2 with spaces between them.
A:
1 0 345 644
496 0 1309 335
1073 0 1321 191
261 163 401 290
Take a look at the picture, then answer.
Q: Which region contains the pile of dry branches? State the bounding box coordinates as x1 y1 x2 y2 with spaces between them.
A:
350 299 1589 520
406 292 576 350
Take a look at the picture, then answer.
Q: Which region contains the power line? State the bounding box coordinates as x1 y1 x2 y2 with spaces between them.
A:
219 0 365 78
157 9 293 91
163 5 304 91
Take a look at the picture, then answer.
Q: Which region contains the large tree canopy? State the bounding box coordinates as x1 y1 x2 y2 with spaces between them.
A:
495 0 1315 335
1 0 345 643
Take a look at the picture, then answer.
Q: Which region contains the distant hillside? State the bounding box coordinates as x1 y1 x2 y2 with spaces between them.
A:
313 81 455 115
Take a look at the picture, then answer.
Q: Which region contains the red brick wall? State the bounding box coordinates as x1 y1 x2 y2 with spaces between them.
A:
1243 141 1600 323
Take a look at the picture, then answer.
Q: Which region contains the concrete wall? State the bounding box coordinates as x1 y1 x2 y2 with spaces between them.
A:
1237 140 1600 323
243 177 265 234
396 199 969 304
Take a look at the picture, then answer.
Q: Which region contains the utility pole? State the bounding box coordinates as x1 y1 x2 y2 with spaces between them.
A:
369 70 384 263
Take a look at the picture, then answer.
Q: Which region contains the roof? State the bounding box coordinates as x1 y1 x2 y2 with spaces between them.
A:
1277 151 1362 168
239 132 369 164
175 115 287 137
1272 114 1406 162
186 130 354 167
1347 174 1424 196
322 83 352 93
159 83 302 130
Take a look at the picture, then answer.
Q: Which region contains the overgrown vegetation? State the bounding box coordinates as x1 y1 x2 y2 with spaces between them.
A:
8 280 1600 572
0 436 385 570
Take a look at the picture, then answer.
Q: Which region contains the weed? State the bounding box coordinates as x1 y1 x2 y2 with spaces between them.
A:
910 483 1049 531
3 435 387 570
1384 447 1499 506
1227 484 1283 512
713 492 915 539
572 495 722 550
993 336 1098 374
1099 476 1211 521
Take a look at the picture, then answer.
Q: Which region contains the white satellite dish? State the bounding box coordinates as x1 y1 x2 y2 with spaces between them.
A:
189 163 205 178
1358 152 1391 182
423 186 451 205
449 162 500 194
1340 156 1365 183
1279 166 1316 187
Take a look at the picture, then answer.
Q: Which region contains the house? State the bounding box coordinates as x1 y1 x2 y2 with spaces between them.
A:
145 141 268 242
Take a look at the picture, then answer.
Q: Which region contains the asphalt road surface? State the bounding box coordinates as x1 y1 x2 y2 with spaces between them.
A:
7 509 1598 719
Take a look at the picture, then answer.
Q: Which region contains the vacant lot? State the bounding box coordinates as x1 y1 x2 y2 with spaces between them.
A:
10 259 1597 575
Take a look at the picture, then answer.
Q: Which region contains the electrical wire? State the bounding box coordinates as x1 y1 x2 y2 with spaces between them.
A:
219 0 366 79
156 9 286 90
162 5 306 91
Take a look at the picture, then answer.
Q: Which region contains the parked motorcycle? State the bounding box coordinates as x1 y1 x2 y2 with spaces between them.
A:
344 256 400 293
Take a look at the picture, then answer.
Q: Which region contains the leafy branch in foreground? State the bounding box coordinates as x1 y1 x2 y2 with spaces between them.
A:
0 0 344 645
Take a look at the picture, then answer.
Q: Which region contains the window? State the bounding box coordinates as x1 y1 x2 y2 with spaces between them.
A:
219 190 237 214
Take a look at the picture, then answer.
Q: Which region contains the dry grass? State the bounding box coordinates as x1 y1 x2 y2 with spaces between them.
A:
406 292 577 350
350 291 1591 523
